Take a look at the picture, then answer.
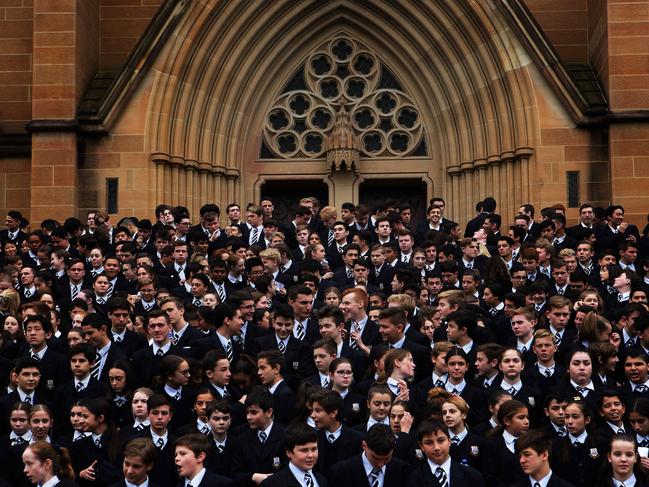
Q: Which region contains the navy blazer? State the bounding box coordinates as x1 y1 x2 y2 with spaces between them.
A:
328 454 409 487
260 465 328 487
406 459 485 487
175 469 235 487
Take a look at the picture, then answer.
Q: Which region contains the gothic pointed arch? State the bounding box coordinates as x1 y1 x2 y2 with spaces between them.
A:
145 0 539 223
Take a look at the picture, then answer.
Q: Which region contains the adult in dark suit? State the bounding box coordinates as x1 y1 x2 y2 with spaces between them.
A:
328 424 409 487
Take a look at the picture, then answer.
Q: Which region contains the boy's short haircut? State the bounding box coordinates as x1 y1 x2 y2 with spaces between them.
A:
532 329 554 345
316 304 345 324
273 303 294 321
417 420 450 442
365 424 396 455
123 437 157 466
377 307 407 326
206 399 231 418
244 386 275 412
597 389 626 410
312 339 337 356
431 341 454 358
512 306 536 322
23 313 53 334
284 423 318 452
436 290 465 309
367 384 392 401
514 430 552 457
148 393 172 412
542 390 569 409
69 343 96 363
477 343 503 363
14 356 41 374
625 348 649 364
258 350 285 374
445 310 477 336
547 295 571 310
175 433 211 459
309 389 343 416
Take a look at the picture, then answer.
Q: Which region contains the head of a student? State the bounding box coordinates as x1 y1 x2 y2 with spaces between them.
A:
384 348 415 381
598 390 626 425
378 307 407 344
339 287 368 322
122 438 156 485
312 339 337 374
367 384 392 421
629 398 649 437
69 343 95 380
567 349 593 386
499 348 524 381
159 354 190 389
244 387 275 430
624 349 649 385
511 306 536 341
515 430 552 479
15 356 41 393
78 398 111 434
564 400 592 436
417 420 451 465
175 434 210 479
431 341 453 376
608 435 638 480
531 329 557 364
284 423 319 471
206 399 232 436
22 440 74 485
81 312 110 348
329 357 353 390
436 290 464 319
317 305 344 341
191 387 215 422
147 394 172 433
498 399 529 436
24 314 53 349
475 343 502 377
445 348 469 383
439 393 469 430
362 424 396 468
202 350 231 388
545 297 571 331
488 390 513 418
543 391 568 427
272 303 294 340
257 350 284 386
132 387 153 421
445 310 476 345
10 402 31 436
389 401 409 434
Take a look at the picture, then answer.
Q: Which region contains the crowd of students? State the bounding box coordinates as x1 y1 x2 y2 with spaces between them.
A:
0 195 647 487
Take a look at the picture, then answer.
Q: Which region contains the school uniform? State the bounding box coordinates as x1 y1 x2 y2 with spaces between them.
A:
0 390 51 435
176 469 235 487
132 427 178 487
134 299 159 317
339 390 368 427
97 342 129 383
205 435 235 477
252 334 314 389
509 472 577 487
268 380 296 425
155 385 196 431
551 433 603 487
521 363 567 396
481 433 526 487
594 421 633 453
130 343 182 387
406 458 485 487
316 426 365 476
553 380 602 417
449 430 485 471
53 377 111 436
231 423 287 486
204 381 246 426
260 464 327 487
171 323 204 358
369 263 395 293
292 317 322 346
328 453 409 487
110 328 148 359
24 346 71 396
109 479 159 487
68 430 123 487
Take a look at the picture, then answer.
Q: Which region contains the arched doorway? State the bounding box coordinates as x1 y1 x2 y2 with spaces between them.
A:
260 179 329 224
359 178 427 223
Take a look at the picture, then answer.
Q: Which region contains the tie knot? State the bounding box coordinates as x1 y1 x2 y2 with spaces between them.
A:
258 431 268 443
156 437 164 449
328 433 336 443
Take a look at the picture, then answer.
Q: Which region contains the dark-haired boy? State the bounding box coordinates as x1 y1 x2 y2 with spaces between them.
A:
329 424 408 487
204 399 234 478
23 313 69 394
257 350 295 425
511 430 575 487
539 391 568 439
231 387 287 486
594 390 631 453
619 348 649 407
406 421 484 487
445 310 478 375
109 437 158 487
0 357 49 436
309 389 364 476
260 424 328 487
252 304 313 388
175 433 235 487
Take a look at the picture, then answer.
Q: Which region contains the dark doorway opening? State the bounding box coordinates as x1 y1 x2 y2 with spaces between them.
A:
359 178 427 225
260 179 329 224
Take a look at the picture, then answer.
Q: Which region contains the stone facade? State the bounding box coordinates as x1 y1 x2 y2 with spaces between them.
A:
0 0 647 228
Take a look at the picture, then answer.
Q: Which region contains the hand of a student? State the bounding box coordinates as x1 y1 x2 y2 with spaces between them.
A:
639 456 649 471
80 461 97 481
252 473 272 484
400 412 414 433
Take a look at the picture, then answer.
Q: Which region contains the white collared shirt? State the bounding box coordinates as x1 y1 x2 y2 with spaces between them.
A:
389 335 406 349
362 452 385 487
125 476 149 487
445 379 466 395
450 428 468 444
537 363 555 377
529 470 553 487
152 341 171 356
460 340 474 354
185 467 206 487
164 384 182 399
40 475 61 487
613 474 636 487
570 379 595 395
501 380 522 395
517 337 533 352
503 430 518 453
386 377 401 396
427 456 452 483
30 345 48 361
367 417 389 429
268 379 283 395
288 462 319 487
151 430 168 449
74 375 91 391
96 341 111 376
568 430 588 444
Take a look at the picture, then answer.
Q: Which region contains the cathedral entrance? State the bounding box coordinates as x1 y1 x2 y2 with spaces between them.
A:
359 178 427 224
259 179 329 224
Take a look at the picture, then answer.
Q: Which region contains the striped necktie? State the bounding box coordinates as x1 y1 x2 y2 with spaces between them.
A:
435 467 448 487
90 352 101 379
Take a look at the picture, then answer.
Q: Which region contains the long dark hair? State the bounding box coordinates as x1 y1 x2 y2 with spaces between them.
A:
78 398 120 463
